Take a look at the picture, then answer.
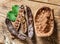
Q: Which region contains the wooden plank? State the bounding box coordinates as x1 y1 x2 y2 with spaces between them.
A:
0 0 60 44
30 0 60 6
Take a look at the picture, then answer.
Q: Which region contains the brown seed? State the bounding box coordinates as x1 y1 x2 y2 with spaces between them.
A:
15 24 18 27
15 21 19 24
17 20 20 22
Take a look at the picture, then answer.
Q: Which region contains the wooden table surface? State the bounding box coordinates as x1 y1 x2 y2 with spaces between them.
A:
0 0 60 44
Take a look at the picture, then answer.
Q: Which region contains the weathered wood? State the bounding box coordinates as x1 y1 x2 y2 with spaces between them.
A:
0 0 60 44
30 0 60 6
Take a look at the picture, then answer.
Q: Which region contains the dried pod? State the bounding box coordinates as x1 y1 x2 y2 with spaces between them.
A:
5 14 33 44
24 6 35 39
35 7 54 37
12 5 27 33
24 6 36 44
5 5 34 44
5 18 27 40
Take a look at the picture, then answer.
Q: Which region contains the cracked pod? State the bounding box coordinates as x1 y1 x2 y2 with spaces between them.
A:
5 5 34 41
12 5 34 39
12 5 27 33
35 7 54 37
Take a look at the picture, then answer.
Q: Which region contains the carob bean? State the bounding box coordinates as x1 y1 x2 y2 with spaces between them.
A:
26 6 34 38
24 6 36 44
5 18 27 40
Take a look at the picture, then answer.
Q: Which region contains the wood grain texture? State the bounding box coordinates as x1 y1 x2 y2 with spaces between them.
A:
0 0 60 44
30 0 60 6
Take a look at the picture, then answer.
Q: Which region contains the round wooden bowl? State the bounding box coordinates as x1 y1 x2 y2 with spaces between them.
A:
35 7 54 37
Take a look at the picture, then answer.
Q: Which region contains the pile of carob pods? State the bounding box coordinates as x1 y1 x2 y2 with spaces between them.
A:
5 5 35 44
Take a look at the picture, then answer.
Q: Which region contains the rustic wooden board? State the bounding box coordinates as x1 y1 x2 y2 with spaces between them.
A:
0 0 60 44
30 0 60 6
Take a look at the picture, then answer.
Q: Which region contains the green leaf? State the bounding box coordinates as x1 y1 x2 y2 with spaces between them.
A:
7 11 16 22
7 5 20 22
12 5 19 17
8 15 16 22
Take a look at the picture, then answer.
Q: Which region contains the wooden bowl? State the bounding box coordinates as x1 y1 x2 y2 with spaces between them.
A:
35 7 54 37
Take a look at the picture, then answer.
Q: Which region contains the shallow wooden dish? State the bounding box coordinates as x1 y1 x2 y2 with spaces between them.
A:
35 7 54 37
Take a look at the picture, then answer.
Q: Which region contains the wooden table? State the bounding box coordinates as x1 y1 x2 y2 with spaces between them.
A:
0 0 60 44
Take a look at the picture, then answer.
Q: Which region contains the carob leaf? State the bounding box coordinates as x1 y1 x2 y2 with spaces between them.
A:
7 5 19 22
12 5 19 17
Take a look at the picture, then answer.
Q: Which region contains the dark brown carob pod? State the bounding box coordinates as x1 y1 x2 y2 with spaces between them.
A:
24 6 34 38
35 7 54 37
5 18 27 40
24 5 36 44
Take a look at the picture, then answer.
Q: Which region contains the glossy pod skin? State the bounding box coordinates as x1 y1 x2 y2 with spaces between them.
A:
24 5 36 44
24 6 34 39
5 18 27 40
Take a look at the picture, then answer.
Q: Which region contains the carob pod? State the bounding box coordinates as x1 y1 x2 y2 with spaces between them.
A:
23 5 34 39
5 18 27 40
24 5 36 44
12 5 27 33
5 5 34 44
